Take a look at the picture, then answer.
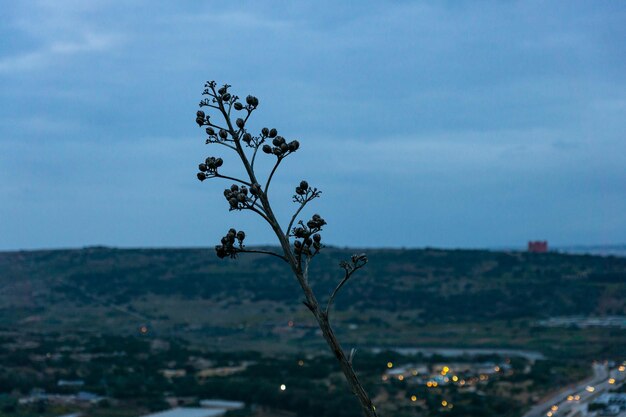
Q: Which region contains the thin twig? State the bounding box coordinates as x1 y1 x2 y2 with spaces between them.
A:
325 264 366 316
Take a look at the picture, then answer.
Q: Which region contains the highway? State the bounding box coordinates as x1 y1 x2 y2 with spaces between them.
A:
523 362 625 417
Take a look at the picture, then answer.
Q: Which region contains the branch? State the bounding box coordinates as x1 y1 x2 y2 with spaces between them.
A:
287 206 306 237
211 173 252 187
264 157 283 196
206 140 238 151
286 192 319 236
200 103 221 111
213 86 258 183
325 255 368 316
246 205 272 225
239 248 287 262
250 145 260 169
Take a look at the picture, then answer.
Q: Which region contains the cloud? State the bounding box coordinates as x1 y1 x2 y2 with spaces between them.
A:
0 32 121 73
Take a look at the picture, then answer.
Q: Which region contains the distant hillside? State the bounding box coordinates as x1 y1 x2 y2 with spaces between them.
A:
1 246 624 323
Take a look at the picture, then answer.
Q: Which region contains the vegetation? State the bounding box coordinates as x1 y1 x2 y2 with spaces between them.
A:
0 332 592 417
193 81 379 416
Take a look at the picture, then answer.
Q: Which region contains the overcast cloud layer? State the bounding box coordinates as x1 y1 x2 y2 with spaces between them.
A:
1 1 625 250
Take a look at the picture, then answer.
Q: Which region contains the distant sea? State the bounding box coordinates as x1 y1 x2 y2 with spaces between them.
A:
491 244 626 258
553 244 626 257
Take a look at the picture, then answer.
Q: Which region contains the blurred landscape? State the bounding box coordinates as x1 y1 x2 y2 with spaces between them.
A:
2 2 625 417
1 247 624 417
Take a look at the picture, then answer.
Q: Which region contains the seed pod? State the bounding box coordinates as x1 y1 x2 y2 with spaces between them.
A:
261 127 269 136
206 127 215 136
233 102 243 111
300 180 308 190
228 228 237 235
236 231 245 241
223 189 232 198
242 133 252 143
307 220 316 228
197 110 205 118
197 172 206 181
215 158 223 167
275 136 285 144
237 193 246 202
295 187 304 195
229 198 238 207
222 93 231 102
305 238 313 246
294 240 302 248
289 140 300 151
230 184 239 192
219 130 228 139
196 117 204 127
313 233 321 243
272 138 281 146
218 86 227 95
312 214 321 221
272 147 281 156
246 95 258 106
262 144 272 154
280 143 288 153
215 246 227 259
240 186 248 195
236 118 245 128
294 227 305 238
269 128 277 138
198 163 207 172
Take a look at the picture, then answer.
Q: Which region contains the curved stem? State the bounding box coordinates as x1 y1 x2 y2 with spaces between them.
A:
250 145 260 169
325 265 364 316
208 141 238 151
211 87 258 184
239 249 287 262
212 173 252 187
264 157 283 196
246 205 272 225
286 200 309 236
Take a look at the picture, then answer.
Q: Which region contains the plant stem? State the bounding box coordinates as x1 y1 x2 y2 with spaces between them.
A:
213 88 379 417
259 197 379 417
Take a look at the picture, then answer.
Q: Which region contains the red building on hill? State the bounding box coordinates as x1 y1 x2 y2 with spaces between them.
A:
528 241 548 253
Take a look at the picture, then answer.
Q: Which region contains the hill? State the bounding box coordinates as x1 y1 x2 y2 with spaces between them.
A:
1 247 625 357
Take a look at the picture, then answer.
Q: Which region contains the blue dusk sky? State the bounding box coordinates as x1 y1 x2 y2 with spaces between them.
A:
1 1 625 250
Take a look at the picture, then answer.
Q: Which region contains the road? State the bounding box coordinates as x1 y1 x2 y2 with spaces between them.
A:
523 362 625 417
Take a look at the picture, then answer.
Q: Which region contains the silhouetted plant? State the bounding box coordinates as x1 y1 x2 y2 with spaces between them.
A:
194 81 379 417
